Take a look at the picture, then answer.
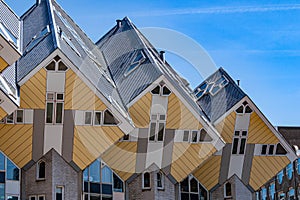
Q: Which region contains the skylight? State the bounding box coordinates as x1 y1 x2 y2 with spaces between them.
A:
195 75 229 99
125 50 145 76
61 31 81 57
25 25 50 53
0 22 18 47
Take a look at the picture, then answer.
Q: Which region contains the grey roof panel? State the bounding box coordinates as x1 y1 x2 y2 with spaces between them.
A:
194 68 247 122
0 0 20 39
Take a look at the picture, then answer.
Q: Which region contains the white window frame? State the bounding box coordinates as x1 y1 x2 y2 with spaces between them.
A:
46 92 64 124
190 130 199 143
6 112 14 124
142 172 151 189
29 195 37 200
45 58 69 72
224 182 232 198
183 130 190 142
83 111 93 125
149 114 166 142
157 172 164 190
15 109 24 124
261 144 276 156
150 84 172 96
36 160 46 181
93 111 102 126
232 130 247 155
37 195 45 200
56 185 64 200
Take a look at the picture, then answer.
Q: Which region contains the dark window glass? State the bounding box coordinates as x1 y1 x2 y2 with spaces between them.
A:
0 172 5 183
104 110 119 125
143 172 150 188
102 197 112 200
46 102 54 123
190 178 198 193
225 182 232 197
261 145 267 155
239 138 246 154
245 105 253 113
199 129 212 142
180 178 189 192
190 193 199 200
0 184 4 199
157 123 165 141
191 131 198 143
123 134 129 141
90 182 101 193
7 196 18 200
46 61 55 70
162 86 171 96
232 138 239 154
38 196 44 200
269 145 275 155
54 55 61 62
102 184 113 195
7 159 19 180
58 61 68 71
84 194 88 200
94 112 101 125
56 187 63 200
16 110 23 123
30 197 36 200
149 123 156 141
84 112 92 125
113 173 123 192
90 195 100 200
183 131 189 142
6 113 14 124
56 102 63 124
181 193 189 200
242 131 247 136
38 161 45 179
157 172 162 188
236 106 244 113
57 93 64 100
199 183 208 200
84 181 89 192
234 131 240 136
0 152 4 170
151 86 160 95
276 143 287 155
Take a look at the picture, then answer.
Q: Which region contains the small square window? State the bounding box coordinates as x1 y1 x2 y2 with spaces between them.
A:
29 196 36 200
159 115 166 121
242 131 247 136
56 93 64 100
16 110 24 123
38 195 45 200
269 145 275 155
151 115 157 120
47 93 54 101
234 131 240 136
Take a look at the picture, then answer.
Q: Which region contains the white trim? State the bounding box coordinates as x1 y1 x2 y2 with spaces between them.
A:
142 171 151 189
224 182 232 198
55 185 64 200
156 171 164 190
46 0 60 49
36 159 46 181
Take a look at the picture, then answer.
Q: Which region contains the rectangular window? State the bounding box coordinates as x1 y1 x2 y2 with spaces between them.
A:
94 111 102 125
46 92 64 124
183 131 189 142
6 113 14 124
84 111 92 125
16 110 24 123
29 196 36 200
56 186 64 200
191 131 198 143
261 144 276 155
38 195 45 200
7 196 18 200
232 130 247 155
148 114 165 142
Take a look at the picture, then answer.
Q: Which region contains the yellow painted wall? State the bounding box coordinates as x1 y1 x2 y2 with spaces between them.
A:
214 111 236 143
171 143 216 182
0 56 8 72
193 156 221 190
72 126 124 170
0 107 7 120
65 69 107 110
0 124 32 168
248 112 279 144
20 68 47 109
128 92 152 128
249 156 289 190
167 93 203 130
102 142 137 181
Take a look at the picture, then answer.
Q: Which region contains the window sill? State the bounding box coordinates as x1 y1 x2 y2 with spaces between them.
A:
142 187 151 191
157 187 164 191
36 178 46 182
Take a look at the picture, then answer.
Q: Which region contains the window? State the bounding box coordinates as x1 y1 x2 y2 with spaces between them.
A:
113 173 123 192
125 50 146 76
157 172 164 190
276 143 287 155
94 111 101 125
183 131 190 142
7 196 18 200
29 196 36 200
149 114 166 142
103 110 119 125
224 182 232 198
56 186 64 200
235 102 253 114
38 195 45 200
122 134 129 141
297 158 300 175
277 170 284 184
191 130 198 143
45 57 68 72
0 184 4 200
25 25 50 53
232 130 247 155
278 192 285 200
261 187 267 200
194 75 228 99
150 84 171 96
143 172 151 189
84 111 92 125
261 144 275 155
0 22 18 46
0 152 4 171
199 129 213 142
16 110 24 123
6 113 14 124
269 182 275 200
37 160 46 180
61 31 81 57
6 159 19 181
288 188 295 200
180 176 208 200
46 93 64 124
286 163 293 180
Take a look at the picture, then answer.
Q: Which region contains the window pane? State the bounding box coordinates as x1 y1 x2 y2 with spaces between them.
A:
89 160 100 183
191 131 198 143
277 170 284 184
56 93 64 100
101 166 112 183
90 195 100 200
143 172 150 188
157 173 162 188
7 159 19 180
287 163 293 180
269 145 275 155
236 106 244 113
190 178 198 193
261 145 267 155
113 173 123 192
180 178 189 192
16 110 23 123
103 110 119 125
84 112 92 125
232 138 239 154
225 183 232 197
56 187 63 200
149 123 156 141
90 182 101 193
183 131 189 142
83 168 89 181
199 129 212 142
38 161 45 179
102 184 113 195
162 86 171 95
46 61 55 70
0 184 4 200
0 152 4 170
157 123 165 141
239 138 246 154
58 61 68 71
94 112 101 125
190 194 199 200
0 172 4 183
234 131 240 136
47 93 54 100
7 196 18 200
56 103 63 124
151 86 160 95
199 183 208 200
6 113 14 124
38 196 44 200
46 103 54 123
242 131 247 136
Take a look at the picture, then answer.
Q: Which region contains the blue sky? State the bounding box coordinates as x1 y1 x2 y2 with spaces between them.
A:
5 0 300 126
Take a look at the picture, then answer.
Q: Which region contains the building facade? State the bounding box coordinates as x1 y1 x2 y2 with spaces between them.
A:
0 0 298 199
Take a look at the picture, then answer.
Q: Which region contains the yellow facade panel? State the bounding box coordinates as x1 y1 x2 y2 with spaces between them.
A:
214 111 236 143
248 112 279 144
65 70 107 111
166 93 203 130
0 56 8 72
128 92 152 128
0 124 33 168
249 156 289 190
0 107 7 120
193 156 221 190
20 68 46 109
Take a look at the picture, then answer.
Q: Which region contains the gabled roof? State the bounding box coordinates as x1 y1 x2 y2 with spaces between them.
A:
194 67 246 123
16 0 131 123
